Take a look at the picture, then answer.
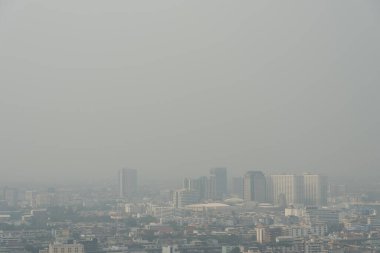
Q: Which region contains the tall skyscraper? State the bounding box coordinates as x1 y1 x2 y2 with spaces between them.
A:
243 171 267 202
118 168 138 198
208 175 217 200
303 173 328 206
198 176 209 200
269 174 304 206
210 167 227 199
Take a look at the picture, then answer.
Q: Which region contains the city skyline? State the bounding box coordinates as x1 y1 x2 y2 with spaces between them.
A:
0 1 379 252
0 165 356 187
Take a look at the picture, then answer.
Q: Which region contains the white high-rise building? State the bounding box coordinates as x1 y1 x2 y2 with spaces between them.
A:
119 168 138 198
303 174 328 206
269 174 304 206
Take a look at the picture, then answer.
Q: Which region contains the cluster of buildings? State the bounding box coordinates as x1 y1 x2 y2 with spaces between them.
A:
0 167 379 252
171 169 328 208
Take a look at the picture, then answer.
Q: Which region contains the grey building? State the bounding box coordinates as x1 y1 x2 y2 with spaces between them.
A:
210 167 227 199
118 168 138 198
244 171 267 203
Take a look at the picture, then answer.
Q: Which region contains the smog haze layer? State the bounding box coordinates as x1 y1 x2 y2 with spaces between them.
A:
0 0 379 184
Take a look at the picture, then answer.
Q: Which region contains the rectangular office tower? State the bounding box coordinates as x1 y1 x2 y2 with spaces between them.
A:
244 171 267 203
183 176 209 200
119 168 138 198
210 168 227 199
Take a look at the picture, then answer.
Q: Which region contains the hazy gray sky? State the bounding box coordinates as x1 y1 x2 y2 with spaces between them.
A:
0 1 379 184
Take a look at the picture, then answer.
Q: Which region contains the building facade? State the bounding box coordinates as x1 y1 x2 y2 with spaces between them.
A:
303 174 328 206
269 174 304 206
173 189 199 208
210 168 227 199
47 243 84 253
243 171 267 203
118 168 138 198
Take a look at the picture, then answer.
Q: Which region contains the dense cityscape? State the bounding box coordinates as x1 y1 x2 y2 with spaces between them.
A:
1 1 379 253
1 168 380 253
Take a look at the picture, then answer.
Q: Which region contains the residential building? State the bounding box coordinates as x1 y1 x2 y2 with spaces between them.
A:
269 174 304 206
303 173 328 206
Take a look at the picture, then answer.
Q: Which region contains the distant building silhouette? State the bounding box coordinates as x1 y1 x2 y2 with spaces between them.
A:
269 174 304 206
243 171 267 202
118 168 137 198
268 173 327 206
303 173 328 206
210 167 227 199
184 176 209 201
